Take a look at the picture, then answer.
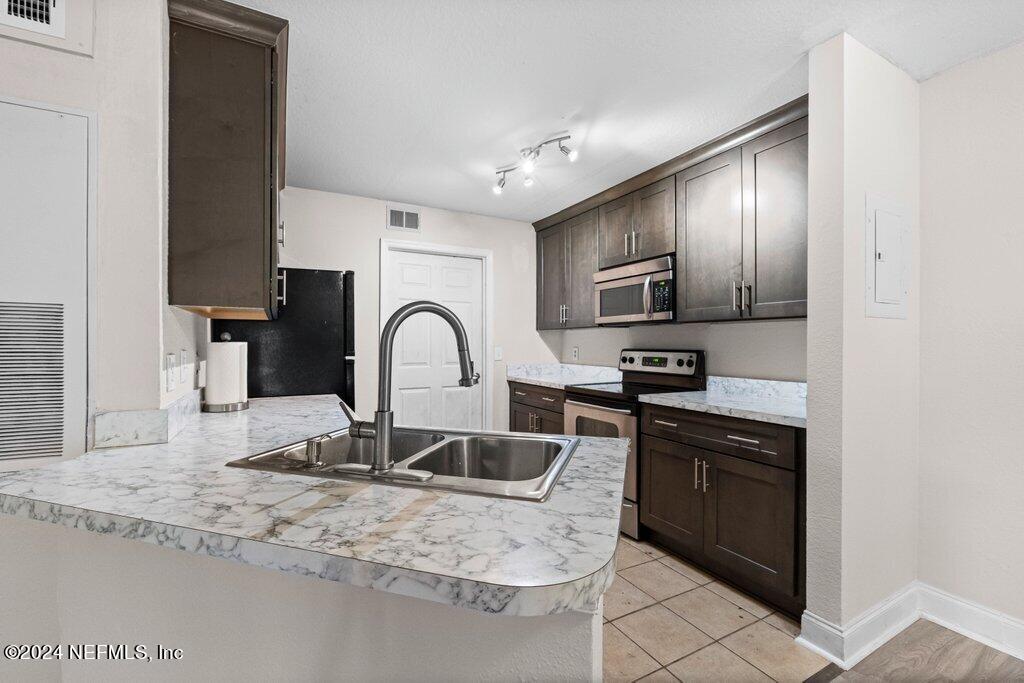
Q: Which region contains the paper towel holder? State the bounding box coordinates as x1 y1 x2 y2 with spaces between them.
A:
202 334 250 413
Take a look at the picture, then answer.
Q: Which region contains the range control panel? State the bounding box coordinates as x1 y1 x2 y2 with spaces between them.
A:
617 349 701 376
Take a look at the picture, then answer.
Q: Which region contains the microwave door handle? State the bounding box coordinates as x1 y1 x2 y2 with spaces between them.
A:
642 275 653 318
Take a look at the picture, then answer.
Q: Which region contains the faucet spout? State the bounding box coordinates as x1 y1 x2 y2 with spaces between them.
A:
352 301 480 473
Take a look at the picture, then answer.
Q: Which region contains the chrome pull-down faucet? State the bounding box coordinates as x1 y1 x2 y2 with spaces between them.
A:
337 301 480 480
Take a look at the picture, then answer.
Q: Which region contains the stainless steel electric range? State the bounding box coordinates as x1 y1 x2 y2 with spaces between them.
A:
563 349 706 538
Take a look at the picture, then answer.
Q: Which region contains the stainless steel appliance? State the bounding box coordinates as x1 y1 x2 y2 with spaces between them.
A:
593 256 674 325
564 348 705 538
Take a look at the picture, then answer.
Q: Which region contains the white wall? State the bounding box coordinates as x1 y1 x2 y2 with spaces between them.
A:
279 187 557 430
806 33 921 627
553 320 807 380
0 0 204 416
919 40 1024 622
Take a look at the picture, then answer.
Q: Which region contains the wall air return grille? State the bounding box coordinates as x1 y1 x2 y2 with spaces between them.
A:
0 302 64 459
386 203 421 233
3 0 65 38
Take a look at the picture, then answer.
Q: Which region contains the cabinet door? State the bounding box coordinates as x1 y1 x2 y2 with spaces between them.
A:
703 451 796 596
509 402 534 434
536 224 566 329
741 118 808 319
640 436 704 555
675 148 744 321
635 177 675 261
598 193 636 270
564 209 599 328
534 406 565 435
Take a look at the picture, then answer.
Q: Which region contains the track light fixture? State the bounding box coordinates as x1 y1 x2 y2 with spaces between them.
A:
492 172 506 195
491 134 577 194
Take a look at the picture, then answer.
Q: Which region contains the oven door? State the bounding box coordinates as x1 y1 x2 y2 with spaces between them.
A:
564 398 640 537
594 269 673 325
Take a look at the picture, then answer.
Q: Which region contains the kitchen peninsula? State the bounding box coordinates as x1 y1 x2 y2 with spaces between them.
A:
0 396 628 680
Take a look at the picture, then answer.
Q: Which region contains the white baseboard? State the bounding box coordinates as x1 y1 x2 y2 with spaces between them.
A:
797 581 1024 669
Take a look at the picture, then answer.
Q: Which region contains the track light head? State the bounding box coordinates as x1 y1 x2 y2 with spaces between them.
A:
521 151 536 175
560 142 578 162
523 175 534 188
492 173 506 195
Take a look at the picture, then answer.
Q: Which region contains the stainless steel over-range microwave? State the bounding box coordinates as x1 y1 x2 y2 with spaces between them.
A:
593 256 673 325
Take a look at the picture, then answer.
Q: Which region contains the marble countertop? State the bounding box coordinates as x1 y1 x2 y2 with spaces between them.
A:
506 362 622 389
639 376 807 428
0 396 628 616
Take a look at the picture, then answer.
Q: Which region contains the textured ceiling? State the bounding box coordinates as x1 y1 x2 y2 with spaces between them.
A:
237 0 1024 223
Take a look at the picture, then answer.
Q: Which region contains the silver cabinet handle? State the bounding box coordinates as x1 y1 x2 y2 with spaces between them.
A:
740 280 750 312
642 275 653 318
727 435 760 446
541 396 556 402
732 280 739 311
745 282 752 311
693 457 699 490
514 390 527 397
653 418 678 429
631 229 637 255
278 221 286 246
702 460 710 492
624 233 629 257
277 269 287 305
563 304 569 324
528 413 535 431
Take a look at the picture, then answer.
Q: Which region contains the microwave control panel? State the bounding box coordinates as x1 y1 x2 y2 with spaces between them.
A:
652 279 673 313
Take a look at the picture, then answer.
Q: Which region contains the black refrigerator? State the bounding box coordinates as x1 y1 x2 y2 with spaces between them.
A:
213 268 355 407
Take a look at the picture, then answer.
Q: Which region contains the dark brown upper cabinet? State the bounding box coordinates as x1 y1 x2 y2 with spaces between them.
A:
741 118 808 319
536 209 599 330
598 177 675 270
675 148 744 321
168 0 288 320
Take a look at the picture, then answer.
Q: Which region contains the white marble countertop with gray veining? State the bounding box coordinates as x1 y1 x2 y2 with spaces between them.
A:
639 376 807 428
506 362 622 389
0 395 628 616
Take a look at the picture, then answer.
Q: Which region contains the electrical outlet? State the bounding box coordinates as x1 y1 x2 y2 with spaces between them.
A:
165 353 177 392
572 346 580 362
494 346 503 361
179 349 190 384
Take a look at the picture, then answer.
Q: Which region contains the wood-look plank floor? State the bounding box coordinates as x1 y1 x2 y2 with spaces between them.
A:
808 619 1024 682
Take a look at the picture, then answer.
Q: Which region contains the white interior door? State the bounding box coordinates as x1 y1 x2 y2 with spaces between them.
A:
0 100 89 460
383 248 484 430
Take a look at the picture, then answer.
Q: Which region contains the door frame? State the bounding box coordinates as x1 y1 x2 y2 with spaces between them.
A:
0 95 98 458
379 239 495 430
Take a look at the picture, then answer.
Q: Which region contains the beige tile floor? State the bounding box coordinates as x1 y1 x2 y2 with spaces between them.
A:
604 536 828 683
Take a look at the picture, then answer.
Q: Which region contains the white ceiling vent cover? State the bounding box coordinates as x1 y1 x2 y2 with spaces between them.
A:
0 302 65 459
386 202 421 233
3 0 65 38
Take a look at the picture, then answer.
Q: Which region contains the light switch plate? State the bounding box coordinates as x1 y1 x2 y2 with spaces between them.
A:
179 350 189 384
572 346 580 361
494 346 503 361
165 353 177 392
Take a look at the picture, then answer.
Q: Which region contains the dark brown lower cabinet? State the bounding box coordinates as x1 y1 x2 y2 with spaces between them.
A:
640 407 804 616
641 436 704 555
704 451 796 597
509 383 565 435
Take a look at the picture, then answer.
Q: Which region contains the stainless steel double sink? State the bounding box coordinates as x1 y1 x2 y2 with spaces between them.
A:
227 427 580 502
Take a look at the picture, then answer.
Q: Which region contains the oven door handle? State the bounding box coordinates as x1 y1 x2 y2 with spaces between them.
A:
642 275 653 318
564 399 634 415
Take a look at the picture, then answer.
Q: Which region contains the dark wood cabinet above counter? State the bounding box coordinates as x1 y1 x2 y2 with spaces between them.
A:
537 210 599 330
533 96 808 330
168 0 288 320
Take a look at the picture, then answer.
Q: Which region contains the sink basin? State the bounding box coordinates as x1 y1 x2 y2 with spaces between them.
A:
407 436 563 481
227 427 579 502
230 428 445 471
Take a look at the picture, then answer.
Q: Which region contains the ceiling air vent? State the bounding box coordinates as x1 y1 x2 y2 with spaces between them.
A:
3 0 65 38
0 302 65 459
386 203 421 233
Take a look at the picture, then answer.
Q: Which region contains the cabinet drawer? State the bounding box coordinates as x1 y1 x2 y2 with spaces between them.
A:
641 405 795 470
508 382 565 413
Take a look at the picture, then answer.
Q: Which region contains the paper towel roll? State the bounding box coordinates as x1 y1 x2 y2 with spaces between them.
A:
205 341 248 408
